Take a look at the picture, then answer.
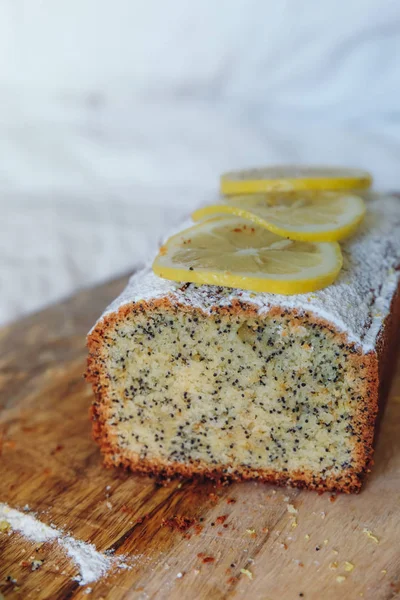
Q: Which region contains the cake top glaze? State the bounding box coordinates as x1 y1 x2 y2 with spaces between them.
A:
95 194 400 352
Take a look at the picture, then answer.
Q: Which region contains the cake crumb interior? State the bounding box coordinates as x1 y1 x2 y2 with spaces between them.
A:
103 308 366 478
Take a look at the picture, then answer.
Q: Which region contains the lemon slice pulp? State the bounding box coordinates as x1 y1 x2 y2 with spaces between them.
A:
221 165 372 195
192 191 366 242
152 217 343 295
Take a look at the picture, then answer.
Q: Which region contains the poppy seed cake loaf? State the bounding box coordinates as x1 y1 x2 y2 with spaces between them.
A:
86 194 400 493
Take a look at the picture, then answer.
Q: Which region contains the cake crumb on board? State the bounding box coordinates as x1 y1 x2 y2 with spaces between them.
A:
362 528 379 543
161 515 197 533
240 568 253 580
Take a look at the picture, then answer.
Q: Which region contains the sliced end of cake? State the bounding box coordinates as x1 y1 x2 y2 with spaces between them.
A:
86 297 381 493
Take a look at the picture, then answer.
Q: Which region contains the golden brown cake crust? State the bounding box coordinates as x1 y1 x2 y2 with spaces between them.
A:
86 283 400 494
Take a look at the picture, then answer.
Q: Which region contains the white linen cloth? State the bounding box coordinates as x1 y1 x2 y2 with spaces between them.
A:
1 0 400 324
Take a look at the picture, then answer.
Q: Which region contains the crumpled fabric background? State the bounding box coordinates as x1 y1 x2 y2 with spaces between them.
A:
1 0 400 325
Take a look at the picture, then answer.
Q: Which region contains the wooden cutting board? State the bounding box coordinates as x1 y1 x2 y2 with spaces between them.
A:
1 274 400 600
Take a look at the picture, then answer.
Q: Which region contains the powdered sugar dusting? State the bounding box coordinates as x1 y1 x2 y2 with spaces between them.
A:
60 536 113 585
96 194 400 352
0 503 130 586
0 504 59 543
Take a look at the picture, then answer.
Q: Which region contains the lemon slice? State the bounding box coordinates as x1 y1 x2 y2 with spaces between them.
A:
192 191 366 242
152 217 342 295
221 166 372 195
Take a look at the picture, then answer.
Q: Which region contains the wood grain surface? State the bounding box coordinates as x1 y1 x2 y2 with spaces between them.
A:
0 274 399 600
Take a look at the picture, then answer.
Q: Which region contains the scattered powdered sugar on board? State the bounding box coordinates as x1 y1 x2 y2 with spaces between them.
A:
59 536 113 585
0 503 131 586
0 504 59 543
92 193 400 352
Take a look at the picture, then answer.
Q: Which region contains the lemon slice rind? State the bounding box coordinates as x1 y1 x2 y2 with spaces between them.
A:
192 193 366 242
152 217 343 295
221 166 372 195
